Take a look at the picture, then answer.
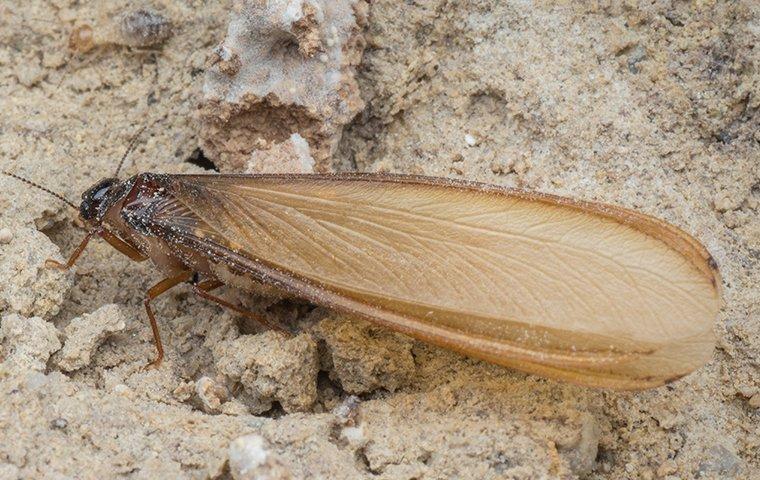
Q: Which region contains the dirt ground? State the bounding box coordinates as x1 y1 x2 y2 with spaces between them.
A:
0 1 758 479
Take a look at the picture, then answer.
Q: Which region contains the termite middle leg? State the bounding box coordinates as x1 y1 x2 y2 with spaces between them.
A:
143 270 193 368
192 280 290 335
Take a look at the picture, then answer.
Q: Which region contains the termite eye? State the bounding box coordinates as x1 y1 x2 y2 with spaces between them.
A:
80 177 119 221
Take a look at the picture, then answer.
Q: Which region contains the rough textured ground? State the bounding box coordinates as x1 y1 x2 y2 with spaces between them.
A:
0 1 758 479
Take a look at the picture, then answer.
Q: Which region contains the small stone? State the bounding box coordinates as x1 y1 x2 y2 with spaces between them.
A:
0 227 13 244
195 376 229 413
50 418 68 430
464 133 478 146
228 434 290 480
748 394 760 409
332 395 361 424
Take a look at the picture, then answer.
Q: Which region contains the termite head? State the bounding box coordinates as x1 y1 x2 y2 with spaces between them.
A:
79 126 147 226
79 177 122 225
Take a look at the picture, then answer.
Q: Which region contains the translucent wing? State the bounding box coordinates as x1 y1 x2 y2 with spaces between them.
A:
149 173 720 390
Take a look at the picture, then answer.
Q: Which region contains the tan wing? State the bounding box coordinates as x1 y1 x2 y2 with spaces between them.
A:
158 173 721 390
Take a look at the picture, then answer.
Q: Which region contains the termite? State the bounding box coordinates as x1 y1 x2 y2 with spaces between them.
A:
2 134 721 390
69 9 172 53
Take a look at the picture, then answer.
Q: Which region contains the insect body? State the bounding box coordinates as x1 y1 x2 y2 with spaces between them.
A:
69 9 172 53
6 171 721 390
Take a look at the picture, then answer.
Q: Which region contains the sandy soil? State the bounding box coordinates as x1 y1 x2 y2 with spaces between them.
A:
0 1 758 479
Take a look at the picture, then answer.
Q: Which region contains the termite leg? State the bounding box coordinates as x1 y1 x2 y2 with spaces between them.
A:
195 279 223 292
143 270 193 369
45 229 98 269
46 229 147 269
100 229 148 262
192 281 291 336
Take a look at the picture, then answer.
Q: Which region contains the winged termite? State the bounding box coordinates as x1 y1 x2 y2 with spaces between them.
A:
2 163 721 390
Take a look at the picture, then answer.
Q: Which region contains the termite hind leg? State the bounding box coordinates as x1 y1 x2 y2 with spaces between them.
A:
142 270 193 369
195 278 223 293
45 229 98 270
192 281 291 336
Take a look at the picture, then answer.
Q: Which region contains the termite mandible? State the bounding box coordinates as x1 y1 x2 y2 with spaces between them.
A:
3 132 721 390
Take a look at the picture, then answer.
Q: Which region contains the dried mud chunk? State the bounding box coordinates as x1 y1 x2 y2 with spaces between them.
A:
199 0 367 171
312 315 416 394
0 227 72 318
245 133 316 174
54 304 126 372
0 314 61 374
213 331 318 413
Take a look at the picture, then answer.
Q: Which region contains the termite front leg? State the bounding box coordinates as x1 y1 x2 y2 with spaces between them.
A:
45 229 99 270
45 229 148 270
143 270 193 369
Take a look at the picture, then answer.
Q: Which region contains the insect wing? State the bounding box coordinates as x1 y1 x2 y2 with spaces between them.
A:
150 173 720 390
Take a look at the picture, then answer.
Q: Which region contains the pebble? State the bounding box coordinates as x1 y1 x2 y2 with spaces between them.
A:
0 227 13 244
50 418 68 430
229 435 268 473
195 376 229 413
228 434 290 480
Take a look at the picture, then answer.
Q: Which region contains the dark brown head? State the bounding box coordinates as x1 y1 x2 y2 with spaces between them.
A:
78 177 124 226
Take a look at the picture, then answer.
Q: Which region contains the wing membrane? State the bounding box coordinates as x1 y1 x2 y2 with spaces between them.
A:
149 173 720 389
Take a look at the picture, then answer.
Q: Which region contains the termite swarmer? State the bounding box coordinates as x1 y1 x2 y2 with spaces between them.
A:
3 130 721 390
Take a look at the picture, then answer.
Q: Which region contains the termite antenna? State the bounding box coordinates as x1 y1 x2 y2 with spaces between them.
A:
2 171 79 211
114 125 147 177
